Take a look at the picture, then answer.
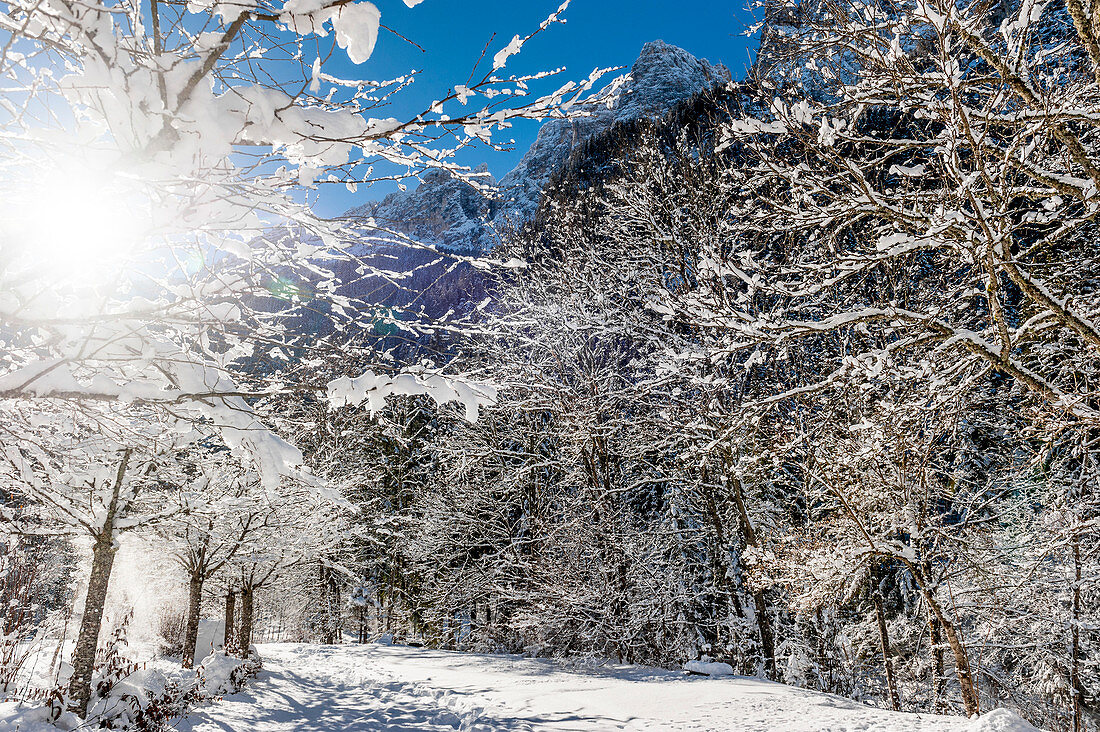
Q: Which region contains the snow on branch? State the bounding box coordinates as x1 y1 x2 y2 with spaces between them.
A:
327 370 497 422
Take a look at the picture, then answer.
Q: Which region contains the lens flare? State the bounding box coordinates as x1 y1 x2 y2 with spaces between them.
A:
1 161 145 282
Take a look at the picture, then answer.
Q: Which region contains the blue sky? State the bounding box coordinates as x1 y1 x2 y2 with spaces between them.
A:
316 0 760 215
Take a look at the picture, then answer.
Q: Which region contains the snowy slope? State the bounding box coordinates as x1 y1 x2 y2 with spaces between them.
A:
174 643 1039 732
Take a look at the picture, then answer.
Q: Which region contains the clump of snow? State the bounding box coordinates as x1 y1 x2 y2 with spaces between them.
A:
683 660 735 676
492 35 525 71
327 370 497 423
279 0 382 63
330 2 381 64
198 650 262 696
0 702 82 732
966 709 1041 732
492 1 570 70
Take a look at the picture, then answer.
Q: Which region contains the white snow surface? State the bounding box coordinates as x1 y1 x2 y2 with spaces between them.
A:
172 643 1040 732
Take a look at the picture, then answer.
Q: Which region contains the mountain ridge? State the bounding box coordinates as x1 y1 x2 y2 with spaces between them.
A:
344 40 730 255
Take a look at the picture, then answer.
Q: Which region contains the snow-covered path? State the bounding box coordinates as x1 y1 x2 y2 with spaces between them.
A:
174 643 1035 732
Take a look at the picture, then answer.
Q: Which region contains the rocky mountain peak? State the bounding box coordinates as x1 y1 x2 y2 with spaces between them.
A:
616 40 730 121
493 40 729 231
345 41 728 253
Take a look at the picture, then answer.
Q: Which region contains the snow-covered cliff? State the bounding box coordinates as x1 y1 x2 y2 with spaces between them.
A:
493 40 730 231
344 164 498 255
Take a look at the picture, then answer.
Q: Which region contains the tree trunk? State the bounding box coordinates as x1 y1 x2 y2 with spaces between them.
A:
318 563 332 644
224 590 237 654
942 617 980 716
874 591 900 711
730 476 777 679
927 601 947 711
331 577 342 643
319 562 342 644
699 471 744 669
238 585 254 657
68 449 131 718
923 592 980 717
1071 536 1085 732
751 590 776 679
67 533 119 717
182 572 204 668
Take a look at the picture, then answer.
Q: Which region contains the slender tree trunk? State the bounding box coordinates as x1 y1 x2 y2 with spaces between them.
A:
224 590 237 654
148 0 167 105
700 472 744 669
68 449 131 718
319 562 342 644
874 591 900 711
923 591 980 717
730 476 777 679
332 580 342 643
319 563 332 644
942 617 980 716
238 585 254 657
1071 536 1084 732
927 599 947 711
182 572 204 668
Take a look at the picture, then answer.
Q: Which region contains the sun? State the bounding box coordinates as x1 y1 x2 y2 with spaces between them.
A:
1 160 146 283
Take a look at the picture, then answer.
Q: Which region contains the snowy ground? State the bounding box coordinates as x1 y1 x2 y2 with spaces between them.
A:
173 643 1039 732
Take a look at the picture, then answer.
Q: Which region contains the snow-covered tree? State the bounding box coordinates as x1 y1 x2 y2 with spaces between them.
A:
1 412 193 715
719 0 1100 426
157 459 270 667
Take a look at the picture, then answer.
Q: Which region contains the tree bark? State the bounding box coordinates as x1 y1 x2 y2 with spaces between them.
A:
699 470 744 669
238 585 254 657
224 590 237 654
331 579 342 643
182 572 204 668
1071 536 1085 732
68 449 131 718
925 586 947 711
319 562 342 644
750 590 776 679
730 476 777 679
874 590 900 711
923 591 980 717
318 563 332 644
67 534 118 717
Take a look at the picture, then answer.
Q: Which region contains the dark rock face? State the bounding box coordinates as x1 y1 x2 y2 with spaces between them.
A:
491 114 609 233
615 40 731 121
344 165 498 256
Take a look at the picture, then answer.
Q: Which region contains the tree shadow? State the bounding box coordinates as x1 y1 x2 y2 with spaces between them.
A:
172 658 634 732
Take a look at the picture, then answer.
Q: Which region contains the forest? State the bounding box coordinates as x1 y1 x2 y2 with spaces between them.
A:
0 0 1097 729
